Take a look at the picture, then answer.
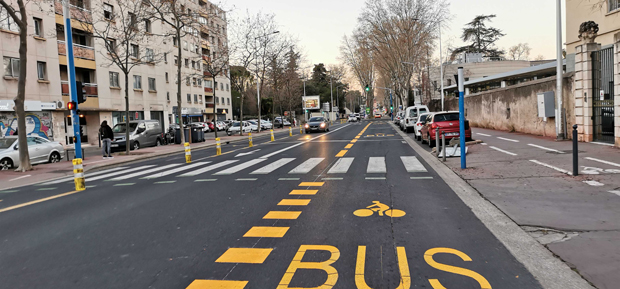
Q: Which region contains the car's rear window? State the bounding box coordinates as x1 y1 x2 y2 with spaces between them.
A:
0 138 15 149
434 113 459 122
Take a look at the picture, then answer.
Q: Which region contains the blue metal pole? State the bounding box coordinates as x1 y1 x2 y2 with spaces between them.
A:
62 1 82 159
458 67 466 169
389 90 393 121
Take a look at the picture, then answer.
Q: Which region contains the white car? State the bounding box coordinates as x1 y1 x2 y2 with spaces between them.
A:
0 136 64 170
348 114 358 122
402 105 429 133
260 120 273 130
215 121 226 131
246 120 259 131
414 113 431 141
226 121 252 135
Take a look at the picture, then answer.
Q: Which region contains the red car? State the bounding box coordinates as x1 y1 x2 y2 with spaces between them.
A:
420 111 471 147
206 122 215 131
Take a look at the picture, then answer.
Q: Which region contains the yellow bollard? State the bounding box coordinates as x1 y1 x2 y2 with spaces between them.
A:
216 137 221 155
248 132 253 147
289 127 292 137
72 158 86 191
299 126 302 134
184 142 191 163
270 129 275 142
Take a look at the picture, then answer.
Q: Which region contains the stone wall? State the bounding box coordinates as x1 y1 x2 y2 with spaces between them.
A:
429 74 575 138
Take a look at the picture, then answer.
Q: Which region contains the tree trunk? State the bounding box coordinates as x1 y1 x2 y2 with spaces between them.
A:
14 8 31 171
176 28 184 144
239 85 244 136
213 83 217 138
124 71 130 154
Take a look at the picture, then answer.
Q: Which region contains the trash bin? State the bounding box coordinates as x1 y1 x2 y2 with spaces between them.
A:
191 128 202 143
175 128 191 144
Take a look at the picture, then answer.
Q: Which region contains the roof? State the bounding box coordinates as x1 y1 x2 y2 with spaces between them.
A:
444 59 566 91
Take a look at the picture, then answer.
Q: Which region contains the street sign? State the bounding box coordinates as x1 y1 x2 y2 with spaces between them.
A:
365 107 370 114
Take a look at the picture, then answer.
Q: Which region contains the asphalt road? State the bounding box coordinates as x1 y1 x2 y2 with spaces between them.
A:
0 119 542 289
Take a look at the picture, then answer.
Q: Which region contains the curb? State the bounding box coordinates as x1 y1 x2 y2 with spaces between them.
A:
391 122 594 289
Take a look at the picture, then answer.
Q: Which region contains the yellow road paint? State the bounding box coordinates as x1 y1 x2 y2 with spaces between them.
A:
216 248 273 264
298 182 324 187
278 199 311 206
356 246 410 289
277 245 340 289
336 150 348 157
264 211 302 219
244 226 289 238
353 201 406 218
424 248 492 289
351 139 358 143
345 144 354 149
186 280 248 289
355 136 361 139
0 191 79 214
289 189 318 195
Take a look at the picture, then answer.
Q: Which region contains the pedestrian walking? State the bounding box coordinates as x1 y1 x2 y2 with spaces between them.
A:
99 120 114 159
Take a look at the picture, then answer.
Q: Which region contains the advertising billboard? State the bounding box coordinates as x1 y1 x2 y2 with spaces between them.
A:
303 96 320 110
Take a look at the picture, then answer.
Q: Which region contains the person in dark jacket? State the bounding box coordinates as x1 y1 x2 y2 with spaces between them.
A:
99 120 114 159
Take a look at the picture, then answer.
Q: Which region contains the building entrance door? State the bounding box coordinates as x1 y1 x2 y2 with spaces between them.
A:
591 47 615 143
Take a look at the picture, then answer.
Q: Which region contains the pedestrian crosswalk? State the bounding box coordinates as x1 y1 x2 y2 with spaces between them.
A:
41 156 429 185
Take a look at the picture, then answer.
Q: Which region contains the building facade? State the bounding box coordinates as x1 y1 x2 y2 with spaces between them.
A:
1 0 232 145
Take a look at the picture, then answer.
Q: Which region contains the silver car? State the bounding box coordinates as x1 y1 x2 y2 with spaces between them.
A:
111 120 163 151
0 136 64 170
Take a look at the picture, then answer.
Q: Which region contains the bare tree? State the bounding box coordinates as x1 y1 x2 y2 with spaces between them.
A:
0 0 31 171
534 54 545 61
78 0 162 154
341 32 376 113
508 43 532 60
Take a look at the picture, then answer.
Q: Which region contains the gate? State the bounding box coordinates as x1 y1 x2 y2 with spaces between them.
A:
591 47 615 143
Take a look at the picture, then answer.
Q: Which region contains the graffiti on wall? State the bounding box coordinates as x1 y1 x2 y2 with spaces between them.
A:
0 112 53 139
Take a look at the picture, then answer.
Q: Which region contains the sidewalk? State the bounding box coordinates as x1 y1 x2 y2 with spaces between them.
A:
0 127 299 190
438 127 620 289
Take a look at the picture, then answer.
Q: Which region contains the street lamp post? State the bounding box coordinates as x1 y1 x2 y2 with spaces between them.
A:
439 21 444 111
254 31 279 133
555 0 564 139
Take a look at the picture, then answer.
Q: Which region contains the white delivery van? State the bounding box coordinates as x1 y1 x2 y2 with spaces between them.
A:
402 105 429 133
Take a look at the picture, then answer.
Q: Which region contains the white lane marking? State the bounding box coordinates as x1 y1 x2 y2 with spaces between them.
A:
110 164 182 180
179 160 238 177
87 166 155 182
288 158 324 174
591 142 615 147
365 177 386 180
142 162 211 179
400 156 427 172
584 180 604 186
481 143 488 146
490 146 518 156
527 144 565 154
497 137 520 142
213 158 268 175
477 133 492 137
410 176 434 180
195 179 217 182
367 157 386 174
251 158 296 174
236 178 257 181
236 149 261 157
9 175 31 181
322 177 343 180
327 157 354 174
529 160 570 175
261 124 351 158
585 157 620 168
40 167 129 185
609 191 620 197
278 178 300 181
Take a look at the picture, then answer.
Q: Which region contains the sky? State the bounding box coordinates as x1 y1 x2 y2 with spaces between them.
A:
226 0 567 68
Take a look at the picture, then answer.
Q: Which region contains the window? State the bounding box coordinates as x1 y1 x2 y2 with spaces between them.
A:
194 94 198 102
104 3 113 20
3 57 19 77
610 0 620 12
205 80 212 88
447 79 452 86
184 58 189 67
130 44 139 58
198 94 202 103
191 60 195 69
227 98 230 105
195 45 199 54
145 48 154 62
192 78 197 86
173 36 178 46
164 52 167 62
216 97 219 104
0 7 19 32
197 78 202 86
33 18 42 37
226 84 229 91
166 92 170 101
148 77 156 91
220 83 224 90
187 93 191 102
133 75 142 90
214 81 218 90
37 61 46 80
128 12 137 29
183 41 188 50
144 19 151 33
186 77 190 86
106 38 116 52
165 72 169 83
174 56 178 65
109 72 119 87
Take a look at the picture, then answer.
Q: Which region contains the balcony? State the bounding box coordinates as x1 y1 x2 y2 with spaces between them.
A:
57 40 95 60
204 87 213 93
202 55 211 62
54 1 92 24
61 81 98 96
206 103 215 108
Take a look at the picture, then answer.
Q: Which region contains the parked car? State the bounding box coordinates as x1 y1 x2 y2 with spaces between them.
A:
402 105 429 133
215 121 226 131
420 111 471 147
305 116 330 133
205 121 215 132
274 117 292 127
227 121 253 135
260 120 273 130
0 136 64 170
111 120 163 151
348 114 359 122
394 111 404 125
246 120 260 131
190 122 209 132
414 113 431 141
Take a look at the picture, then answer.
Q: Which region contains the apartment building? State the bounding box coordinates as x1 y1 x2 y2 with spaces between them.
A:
1 0 232 145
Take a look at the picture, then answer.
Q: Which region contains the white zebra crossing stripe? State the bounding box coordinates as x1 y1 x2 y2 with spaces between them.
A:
40 167 129 185
328 157 354 174
251 158 296 174
86 165 156 182
109 164 183 181
288 158 324 174
214 158 268 175
142 162 211 179
367 157 386 173
400 156 427 172
178 160 238 177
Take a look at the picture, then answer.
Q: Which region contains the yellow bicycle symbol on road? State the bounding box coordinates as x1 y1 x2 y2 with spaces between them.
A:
353 201 406 218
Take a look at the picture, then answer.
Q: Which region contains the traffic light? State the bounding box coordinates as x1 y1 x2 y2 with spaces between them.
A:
76 81 87 104
365 85 370 92
67 101 77 111
390 105 393 111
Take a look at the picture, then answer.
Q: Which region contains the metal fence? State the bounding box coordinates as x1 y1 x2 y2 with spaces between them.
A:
591 47 615 143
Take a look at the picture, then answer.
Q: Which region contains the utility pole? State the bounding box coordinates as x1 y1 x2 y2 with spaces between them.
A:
555 0 564 139
439 21 445 111
330 73 334 122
